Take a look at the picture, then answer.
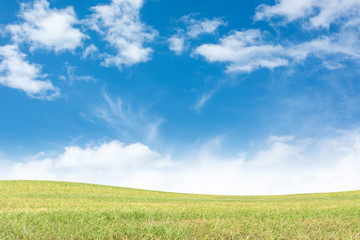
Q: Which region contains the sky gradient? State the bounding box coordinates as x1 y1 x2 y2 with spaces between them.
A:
0 0 360 194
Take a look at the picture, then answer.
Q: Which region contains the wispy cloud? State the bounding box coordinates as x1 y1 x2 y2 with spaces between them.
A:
182 14 226 38
193 81 226 112
255 0 360 29
7 0 86 52
193 91 216 112
89 90 163 142
168 14 226 54
193 75 247 112
0 44 59 99
2 130 360 195
60 64 97 85
82 44 98 59
86 0 158 69
94 90 134 127
289 31 360 62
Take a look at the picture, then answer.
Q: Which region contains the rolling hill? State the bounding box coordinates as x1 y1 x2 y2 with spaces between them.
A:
0 180 359 239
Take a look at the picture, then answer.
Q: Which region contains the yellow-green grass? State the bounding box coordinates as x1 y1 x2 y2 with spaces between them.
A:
0 181 359 239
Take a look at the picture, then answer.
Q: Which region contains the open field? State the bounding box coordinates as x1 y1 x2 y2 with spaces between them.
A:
0 180 359 239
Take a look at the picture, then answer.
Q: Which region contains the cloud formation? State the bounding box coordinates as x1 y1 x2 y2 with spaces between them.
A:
8 0 85 52
169 15 226 54
82 44 99 59
60 64 97 85
194 27 360 73
0 44 59 99
255 0 360 28
168 36 185 55
191 0 360 74
194 29 289 73
87 0 158 68
182 15 226 38
1 130 360 195
88 90 163 142
290 31 360 62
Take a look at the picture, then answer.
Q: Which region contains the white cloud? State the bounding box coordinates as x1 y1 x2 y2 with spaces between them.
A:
193 83 224 112
249 139 302 167
61 64 97 85
194 92 214 112
87 0 157 68
268 135 294 143
255 0 360 29
82 44 99 59
0 44 59 99
289 32 360 62
0 141 176 191
168 36 185 55
194 29 289 73
192 1 360 74
89 90 163 142
194 27 360 73
0 141 175 190
1 130 360 195
7 0 85 52
182 15 226 39
168 15 226 54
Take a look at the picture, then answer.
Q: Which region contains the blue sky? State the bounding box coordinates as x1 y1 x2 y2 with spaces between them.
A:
1 0 360 194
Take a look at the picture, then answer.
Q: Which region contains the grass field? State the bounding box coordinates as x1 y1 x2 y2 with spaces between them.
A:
0 181 359 239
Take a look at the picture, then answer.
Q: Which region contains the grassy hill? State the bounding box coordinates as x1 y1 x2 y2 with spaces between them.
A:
0 181 359 239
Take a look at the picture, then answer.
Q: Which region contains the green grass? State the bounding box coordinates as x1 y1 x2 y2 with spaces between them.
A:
0 181 359 239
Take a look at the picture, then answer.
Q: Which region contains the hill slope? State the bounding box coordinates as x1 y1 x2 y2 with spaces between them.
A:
0 180 359 239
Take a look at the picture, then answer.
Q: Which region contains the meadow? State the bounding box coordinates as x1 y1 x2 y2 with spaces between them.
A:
0 180 359 239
